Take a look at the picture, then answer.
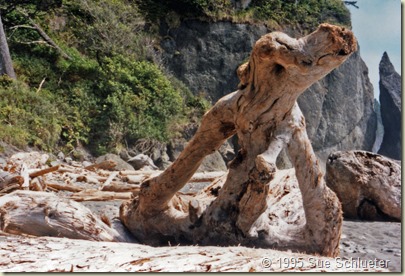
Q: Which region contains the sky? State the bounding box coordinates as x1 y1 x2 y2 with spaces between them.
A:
346 0 402 100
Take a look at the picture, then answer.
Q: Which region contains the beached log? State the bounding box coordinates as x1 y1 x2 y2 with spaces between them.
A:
46 182 84 193
0 233 389 272
100 172 119 190
121 171 225 185
0 190 123 241
69 189 134 201
29 165 60 178
0 184 21 195
101 182 140 193
120 24 357 257
29 177 45 191
76 175 100 185
0 171 23 189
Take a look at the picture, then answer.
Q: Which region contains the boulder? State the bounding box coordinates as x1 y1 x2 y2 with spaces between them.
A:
196 150 227 172
325 150 401 221
378 52 401 160
95 154 134 171
127 154 158 171
168 138 227 172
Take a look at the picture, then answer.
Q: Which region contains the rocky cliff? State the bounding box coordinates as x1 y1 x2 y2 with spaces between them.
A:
378 52 401 160
160 19 377 168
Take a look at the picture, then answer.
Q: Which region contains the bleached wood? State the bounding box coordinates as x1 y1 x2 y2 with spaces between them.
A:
120 24 357 257
46 182 84 192
0 171 23 188
69 189 133 201
0 190 123 241
29 165 60 178
0 234 388 272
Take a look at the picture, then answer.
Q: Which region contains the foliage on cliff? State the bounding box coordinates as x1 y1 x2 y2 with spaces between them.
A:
136 0 351 30
0 0 209 155
0 0 350 155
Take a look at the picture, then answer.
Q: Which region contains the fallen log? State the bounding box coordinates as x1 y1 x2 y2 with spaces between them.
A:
121 171 225 185
0 233 389 272
46 182 84 193
100 172 119 190
0 190 123 242
101 182 140 193
0 171 23 188
29 165 60 178
69 189 134 201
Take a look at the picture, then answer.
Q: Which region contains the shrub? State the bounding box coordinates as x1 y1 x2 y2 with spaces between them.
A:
90 56 185 153
0 80 62 150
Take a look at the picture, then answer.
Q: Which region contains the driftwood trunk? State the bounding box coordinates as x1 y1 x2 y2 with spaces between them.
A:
120 23 357 257
0 233 389 272
0 190 125 242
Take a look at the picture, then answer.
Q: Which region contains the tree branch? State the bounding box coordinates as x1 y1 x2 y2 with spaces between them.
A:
15 8 72 60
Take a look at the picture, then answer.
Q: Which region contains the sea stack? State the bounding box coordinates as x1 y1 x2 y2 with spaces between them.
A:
378 52 401 160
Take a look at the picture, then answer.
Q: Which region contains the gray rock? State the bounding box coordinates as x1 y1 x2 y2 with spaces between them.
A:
128 154 158 171
95 154 134 171
298 49 377 169
326 150 401 221
197 151 227 172
168 138 227 172
218 140 235 165
160 20 377 170
119 149 131 162
378 52 401 160
82 161 93 168
150 144 172 170
64 157 73 164
57 152 65 160
50 160 61 167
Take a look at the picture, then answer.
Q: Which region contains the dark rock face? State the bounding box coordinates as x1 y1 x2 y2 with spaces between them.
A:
298 49 377 167
160 20 267 101
326 150 401 221
160 20 377 168
378 52 401 160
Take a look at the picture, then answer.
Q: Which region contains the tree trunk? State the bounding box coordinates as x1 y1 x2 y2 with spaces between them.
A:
0 14 16 79
0 233 388 272
0 190 125 242
120 24 357 257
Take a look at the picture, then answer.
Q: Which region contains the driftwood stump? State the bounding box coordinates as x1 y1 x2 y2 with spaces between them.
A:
120 23 357 257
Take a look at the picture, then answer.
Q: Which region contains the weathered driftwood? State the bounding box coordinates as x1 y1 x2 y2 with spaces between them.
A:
101 182 140 193
0 190 124 241
0 233 389 272
46 182 84 192
326 150 401 221
69 189 134 201
29 165 60 178
120 24 357 257
0 171 23 188
121 171 224 184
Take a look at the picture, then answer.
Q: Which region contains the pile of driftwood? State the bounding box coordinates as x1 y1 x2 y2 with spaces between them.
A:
0 152 391 272
0 151 226 243
0 151 224 201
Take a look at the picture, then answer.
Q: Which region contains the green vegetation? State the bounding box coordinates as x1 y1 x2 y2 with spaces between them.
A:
0 0 350 156
0 0 208 155
136 0 351 30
